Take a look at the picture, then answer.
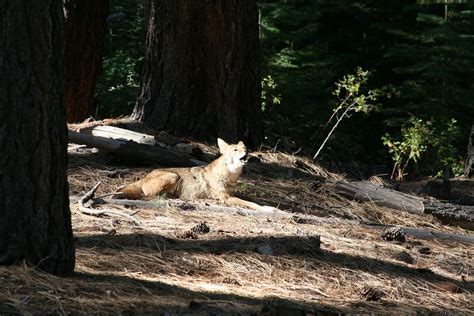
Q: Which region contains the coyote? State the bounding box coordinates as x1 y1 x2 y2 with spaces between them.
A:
117 138 275 211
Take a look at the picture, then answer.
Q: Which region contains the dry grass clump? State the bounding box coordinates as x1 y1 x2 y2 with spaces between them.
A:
2 130 472 314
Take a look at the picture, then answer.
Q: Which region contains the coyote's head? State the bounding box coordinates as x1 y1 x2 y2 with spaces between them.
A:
217 138 248 172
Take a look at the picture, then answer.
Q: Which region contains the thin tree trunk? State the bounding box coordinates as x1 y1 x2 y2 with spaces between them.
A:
133 0 263 147
0 0 75 275
464 124 473 178
64 0 109 122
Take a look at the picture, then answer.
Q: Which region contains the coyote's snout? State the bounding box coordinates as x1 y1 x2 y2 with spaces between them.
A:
117 138 275 211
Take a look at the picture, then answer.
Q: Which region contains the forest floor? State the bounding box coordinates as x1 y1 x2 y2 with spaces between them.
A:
0 120 472 315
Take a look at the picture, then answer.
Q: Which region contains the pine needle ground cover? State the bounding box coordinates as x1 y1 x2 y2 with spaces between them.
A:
1 123 472 314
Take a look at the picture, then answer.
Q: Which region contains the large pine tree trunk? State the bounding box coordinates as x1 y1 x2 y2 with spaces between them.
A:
64 0 109 123
0 1 75 275
133 0 263 147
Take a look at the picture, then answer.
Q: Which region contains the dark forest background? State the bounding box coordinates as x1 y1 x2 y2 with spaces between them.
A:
95 0 474 179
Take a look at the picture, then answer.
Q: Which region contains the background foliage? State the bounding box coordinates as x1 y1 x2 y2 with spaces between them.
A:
259 0 473 177
95 0 474 178
95 0 144 118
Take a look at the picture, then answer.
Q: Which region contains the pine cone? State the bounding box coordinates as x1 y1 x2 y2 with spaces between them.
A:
381 226 406 243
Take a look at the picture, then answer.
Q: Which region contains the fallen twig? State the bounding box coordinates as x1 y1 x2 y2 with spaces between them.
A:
77 182 142 226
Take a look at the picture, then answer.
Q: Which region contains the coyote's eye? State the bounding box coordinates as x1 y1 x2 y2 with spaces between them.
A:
234 149 238 151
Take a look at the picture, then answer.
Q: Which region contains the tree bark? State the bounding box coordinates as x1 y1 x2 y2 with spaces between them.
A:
63 0 109 122
133 0 263 147
0 0 75 275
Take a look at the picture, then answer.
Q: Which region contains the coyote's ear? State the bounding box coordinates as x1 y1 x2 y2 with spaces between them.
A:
237 141 245 146
217 138 228 151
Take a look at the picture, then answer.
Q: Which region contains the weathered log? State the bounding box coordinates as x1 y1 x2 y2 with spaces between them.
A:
335 180 425 215
91 196 291 218
424 201 474 230
79 125 204 158
293 215 473 244
82 125 164 146
71 195 474 244
362 224 474 244
68 130 200 167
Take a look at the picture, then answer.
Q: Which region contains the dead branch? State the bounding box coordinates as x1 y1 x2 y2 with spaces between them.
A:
77 182 142 226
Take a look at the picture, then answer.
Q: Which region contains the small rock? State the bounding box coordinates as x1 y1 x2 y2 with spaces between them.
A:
295 228 307 235
392 251 415 264
413 245 431 255
178 203 196 211
359 286 383 301
433 281 460 293
258 244 275 256
236 209 251 216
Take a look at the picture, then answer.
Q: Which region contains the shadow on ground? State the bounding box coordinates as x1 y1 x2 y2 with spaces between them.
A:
76 233 471 291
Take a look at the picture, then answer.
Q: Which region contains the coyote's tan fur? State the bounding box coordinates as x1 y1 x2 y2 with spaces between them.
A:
118 138 274 211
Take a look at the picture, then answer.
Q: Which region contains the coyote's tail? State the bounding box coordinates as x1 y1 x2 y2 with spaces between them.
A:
114 180 144 199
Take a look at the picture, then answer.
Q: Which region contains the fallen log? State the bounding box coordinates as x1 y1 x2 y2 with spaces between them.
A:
334 180 425 215
91 196 292 219
424 201 474 230
68 130 201 167
334 180 474 229
292 215 473 244
361 224 474 244
72 195 474 244
79 125 204 157
82 125 164 146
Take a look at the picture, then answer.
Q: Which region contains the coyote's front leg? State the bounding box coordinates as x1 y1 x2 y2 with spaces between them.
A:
223 196 277 212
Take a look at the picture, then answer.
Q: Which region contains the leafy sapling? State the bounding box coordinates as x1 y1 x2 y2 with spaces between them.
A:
313 68 380 160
